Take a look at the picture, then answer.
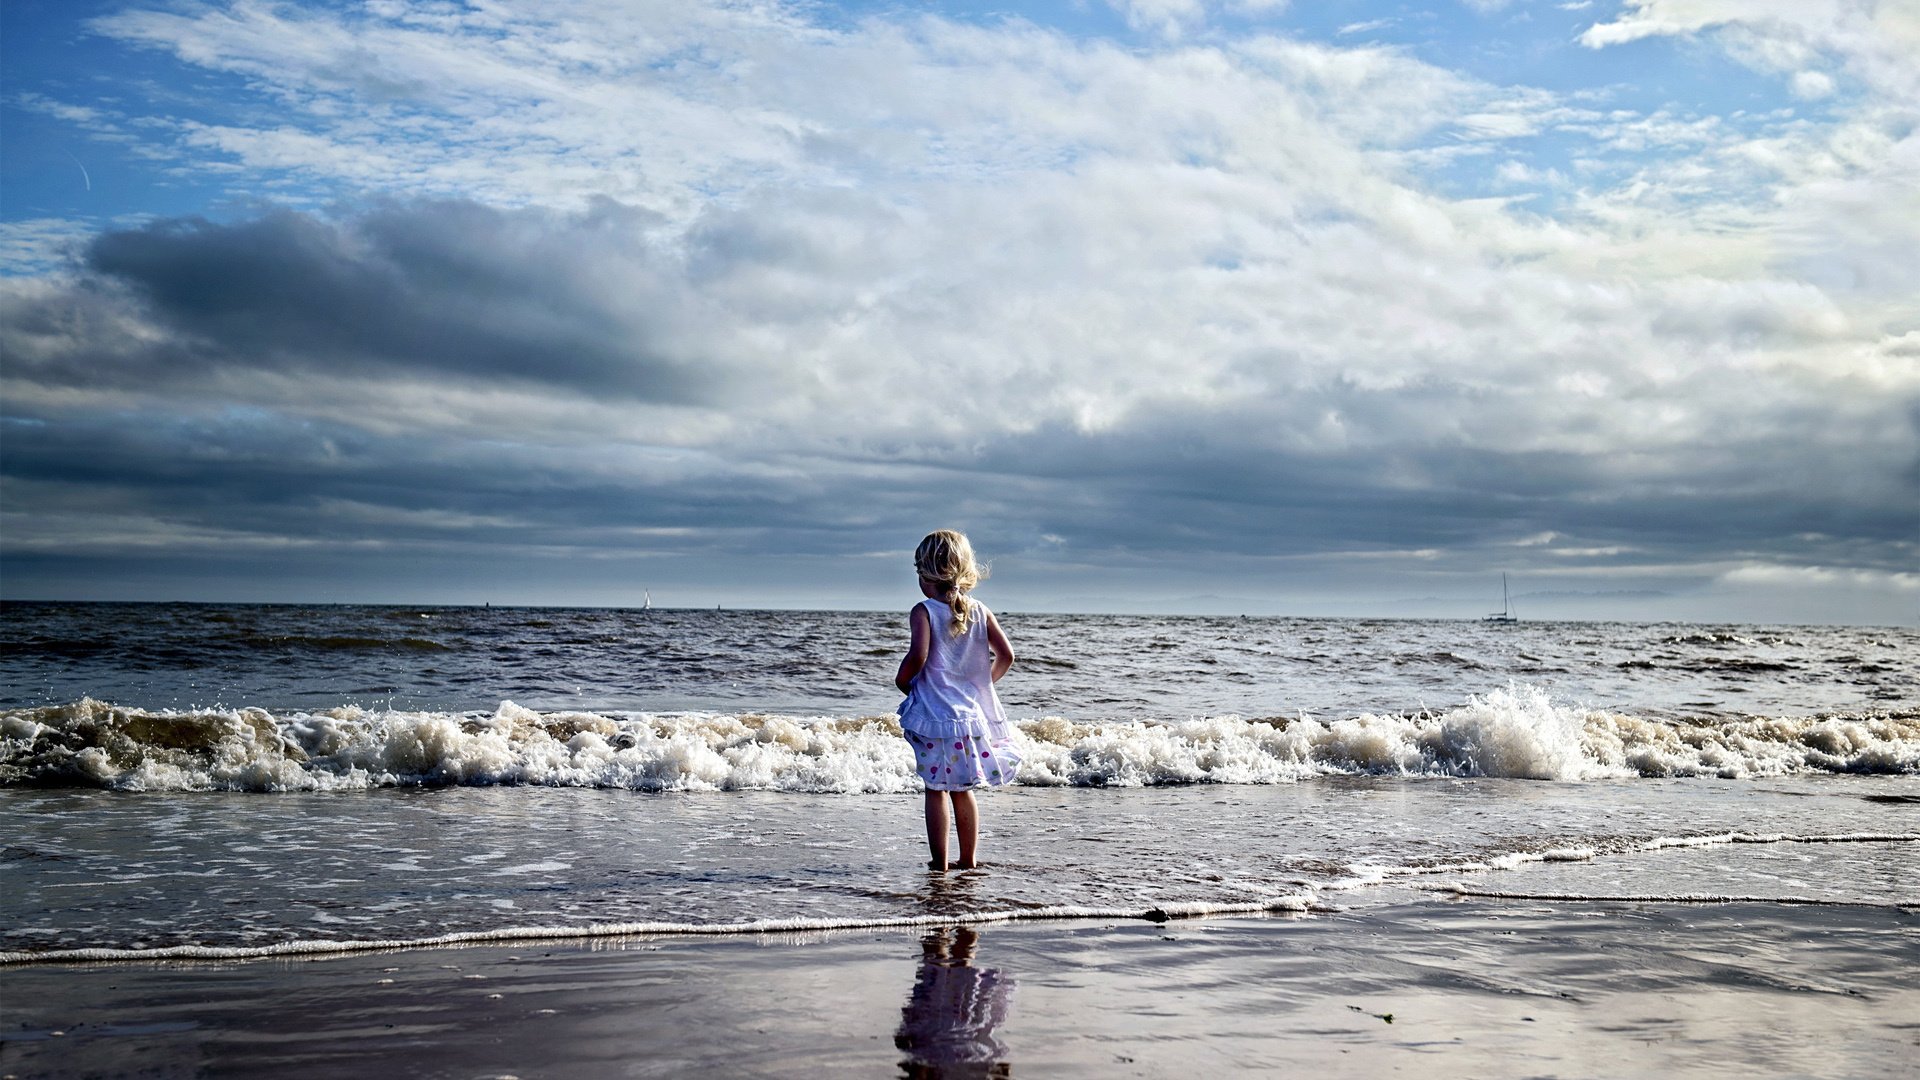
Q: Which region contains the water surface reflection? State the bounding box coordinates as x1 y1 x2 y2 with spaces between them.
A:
896 925 1015 1078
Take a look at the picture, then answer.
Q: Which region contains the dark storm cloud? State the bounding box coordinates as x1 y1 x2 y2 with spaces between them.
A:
0 409 926 560
1 388 1912 613
932 398 1918 572
15 200 720 402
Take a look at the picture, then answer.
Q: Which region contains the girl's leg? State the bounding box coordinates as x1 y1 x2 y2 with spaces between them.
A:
951 790 979 868
923 791 950 870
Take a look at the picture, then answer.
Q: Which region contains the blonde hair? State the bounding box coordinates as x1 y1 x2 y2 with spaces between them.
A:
915 529 987 637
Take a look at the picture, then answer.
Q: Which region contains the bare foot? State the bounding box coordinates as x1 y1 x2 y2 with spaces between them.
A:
954 860 983 870
927 859 948 872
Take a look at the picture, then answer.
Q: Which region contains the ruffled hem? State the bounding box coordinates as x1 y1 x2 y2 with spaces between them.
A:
898 698 1017 742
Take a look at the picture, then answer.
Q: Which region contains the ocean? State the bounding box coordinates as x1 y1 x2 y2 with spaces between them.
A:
2 602 1914 965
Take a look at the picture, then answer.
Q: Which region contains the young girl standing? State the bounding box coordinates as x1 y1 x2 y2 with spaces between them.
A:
895 530 1021 871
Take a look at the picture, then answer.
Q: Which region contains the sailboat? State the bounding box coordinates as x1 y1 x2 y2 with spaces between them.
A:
1484 573 1517 623
642 590 652 611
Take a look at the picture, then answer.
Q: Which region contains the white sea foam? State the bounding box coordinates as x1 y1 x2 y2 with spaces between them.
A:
1639 831 1916 849
1423 832 1920 908
0 893 1322 966
2 687 1915 792
1336 830 1920 919
1430 885 1920 909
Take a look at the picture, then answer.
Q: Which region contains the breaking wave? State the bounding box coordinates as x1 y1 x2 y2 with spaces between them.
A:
4 686 1915 793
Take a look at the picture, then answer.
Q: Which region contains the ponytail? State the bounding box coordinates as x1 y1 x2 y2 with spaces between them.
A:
948 593 975 637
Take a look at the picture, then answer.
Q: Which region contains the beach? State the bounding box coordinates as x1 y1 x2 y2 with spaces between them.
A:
7 896 1916 1078
4 777 1917 1078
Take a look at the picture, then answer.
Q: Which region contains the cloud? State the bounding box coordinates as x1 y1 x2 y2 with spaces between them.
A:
1721 563 1920 591
1336 19 1397 36
6 200 731 407
1579 1 1920 101
1790 70 1836 100
11 182 1913 578
1106 0 1210 38
0 218 99 275
1102 0 1290 38
69 1 1505 220
2 0 1916 617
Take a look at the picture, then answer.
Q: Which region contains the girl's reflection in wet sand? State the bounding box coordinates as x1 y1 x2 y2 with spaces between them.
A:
895 924 1015 1078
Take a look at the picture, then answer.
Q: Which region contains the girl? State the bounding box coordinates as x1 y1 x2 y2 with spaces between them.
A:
895 530 1021 871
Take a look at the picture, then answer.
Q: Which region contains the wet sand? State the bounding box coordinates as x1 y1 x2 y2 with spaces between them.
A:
5 897 1916 1078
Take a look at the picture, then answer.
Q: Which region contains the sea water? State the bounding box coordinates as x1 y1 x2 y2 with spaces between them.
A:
0 603 1914 963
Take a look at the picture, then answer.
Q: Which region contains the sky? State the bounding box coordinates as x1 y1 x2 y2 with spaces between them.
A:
1 0 1916 623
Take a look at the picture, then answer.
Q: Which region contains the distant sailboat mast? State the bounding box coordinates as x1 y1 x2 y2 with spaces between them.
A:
1485 573 1517 623
643 590 652 611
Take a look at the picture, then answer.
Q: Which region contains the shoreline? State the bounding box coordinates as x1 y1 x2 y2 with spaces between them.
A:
7 897 1916 1078
8 825 1914 968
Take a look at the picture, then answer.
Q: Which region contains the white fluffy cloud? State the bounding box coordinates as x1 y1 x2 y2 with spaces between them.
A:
1581 0 1920 99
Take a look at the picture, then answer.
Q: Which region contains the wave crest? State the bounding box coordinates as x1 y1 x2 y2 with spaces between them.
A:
1 688 1914 792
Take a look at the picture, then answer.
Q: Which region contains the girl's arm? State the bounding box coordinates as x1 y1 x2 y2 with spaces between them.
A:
895 603 931 694
985 611 1015 682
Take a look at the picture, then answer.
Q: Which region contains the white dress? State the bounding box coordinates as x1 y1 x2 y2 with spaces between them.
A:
898 599 1022 790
